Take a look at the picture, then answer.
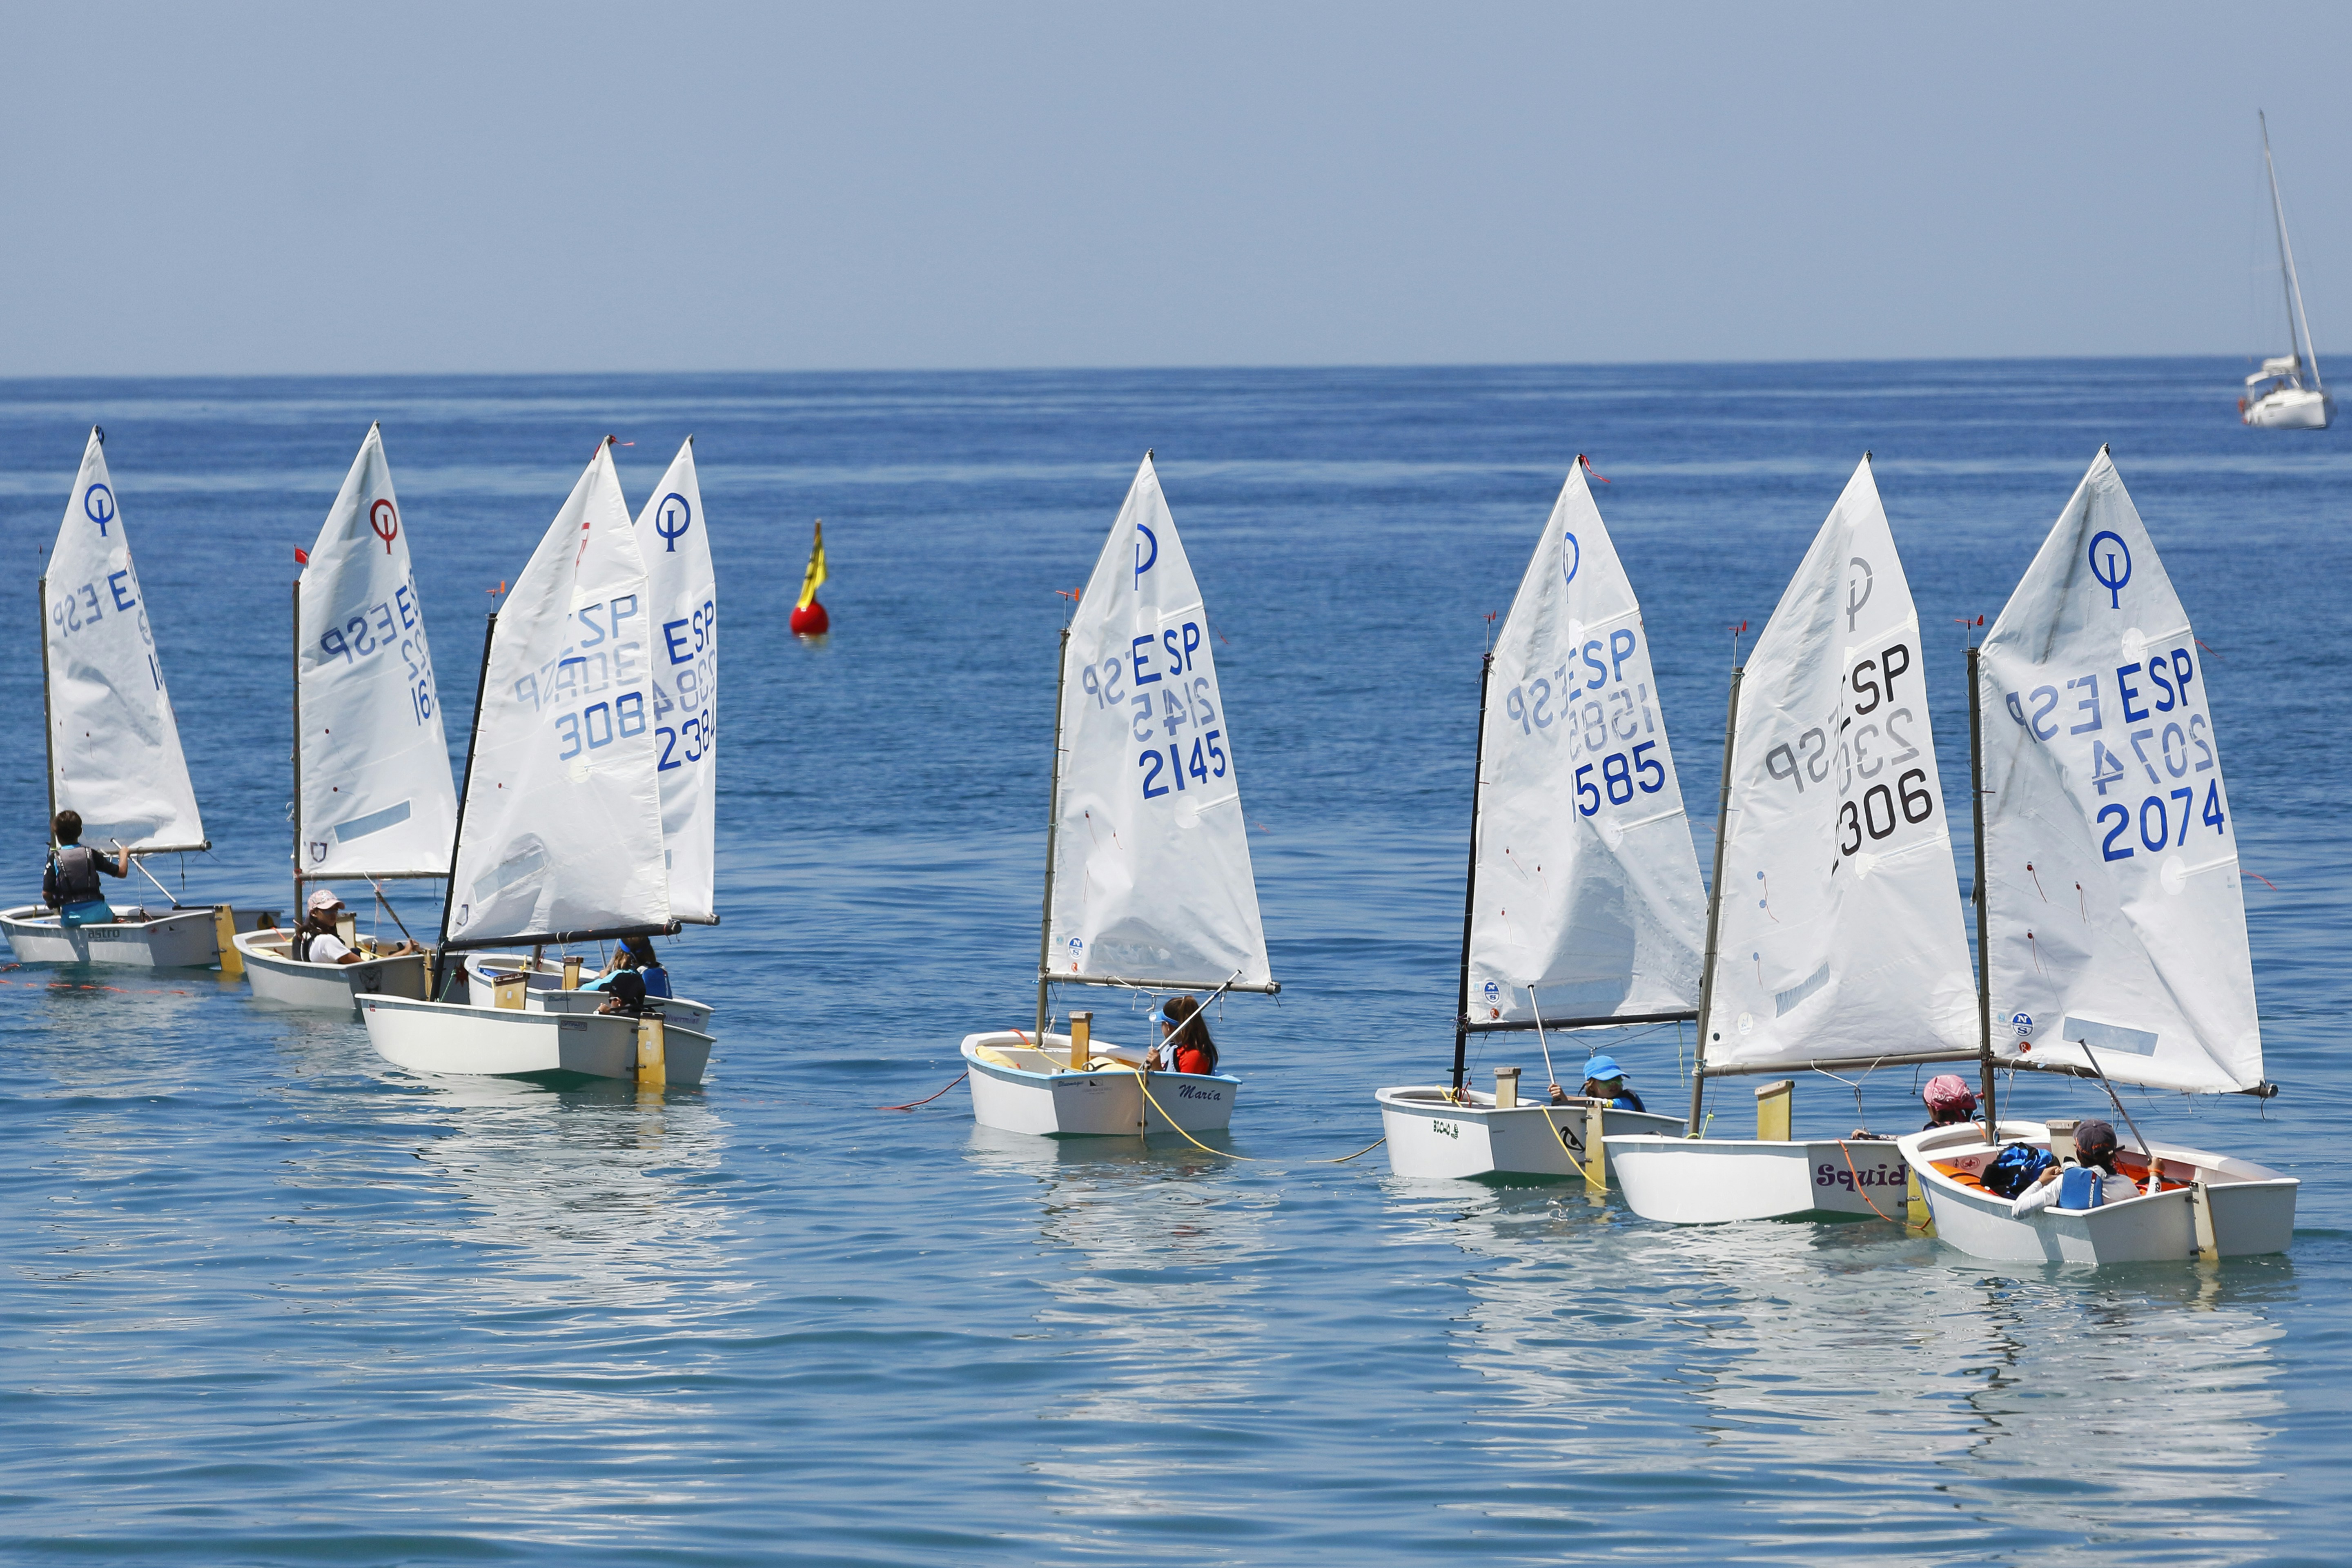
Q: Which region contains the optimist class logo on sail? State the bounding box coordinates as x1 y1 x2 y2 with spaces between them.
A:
2089 530 2132 607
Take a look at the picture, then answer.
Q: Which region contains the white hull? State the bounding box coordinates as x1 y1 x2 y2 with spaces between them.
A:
235 929 429 1015
361 991 715 1086
2 904 223 968
1898 1121 2298 1264
1375 1084 1685 1180
1609 1134 1911 1223
2243 386 2333 428
961 1031 1238 1138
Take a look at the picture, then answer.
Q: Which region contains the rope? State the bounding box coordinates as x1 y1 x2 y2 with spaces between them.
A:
1552 1122 1592 1183
882 1029 1385 1163
880 1027 1036 1111
878 1071 967 1112
1838 1140 1912 1227
1127 1067 1385 1164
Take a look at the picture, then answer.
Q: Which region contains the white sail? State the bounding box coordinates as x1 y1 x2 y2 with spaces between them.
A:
1046 455 1271 989
444 439 669 946
296 425 457 879
43 428 206 852
1703 457 1976 1070
1466 463 1706 1024
1977 450 2259 1094
630 439 717 922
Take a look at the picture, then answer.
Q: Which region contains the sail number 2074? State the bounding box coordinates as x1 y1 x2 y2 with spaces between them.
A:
2002 641 2227 862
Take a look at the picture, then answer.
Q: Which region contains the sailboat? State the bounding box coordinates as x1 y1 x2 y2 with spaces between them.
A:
961 454 1275 1137
359 438 717 1085
4 428 254 968
237 425 457 1011
2241 113 2333 430
1377 459 1700 1180
1899 449 2298 1262
1612 456 1982 1223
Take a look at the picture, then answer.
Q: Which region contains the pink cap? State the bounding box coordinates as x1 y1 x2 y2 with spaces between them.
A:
1922 1074 1978 1115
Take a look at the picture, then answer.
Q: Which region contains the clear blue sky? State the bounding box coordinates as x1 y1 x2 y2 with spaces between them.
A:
4 2 2346 374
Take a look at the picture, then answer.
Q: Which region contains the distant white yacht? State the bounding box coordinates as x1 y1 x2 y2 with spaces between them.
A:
2242 112 2332 431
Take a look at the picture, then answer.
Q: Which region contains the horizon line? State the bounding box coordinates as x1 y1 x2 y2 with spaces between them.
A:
0 350 2316 387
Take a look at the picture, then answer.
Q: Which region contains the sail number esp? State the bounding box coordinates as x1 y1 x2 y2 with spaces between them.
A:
316 579 437 727
2002 642 2226 861
1757 637 1938 868
1073 619 1229 800
510 593 648 763
1495 625 1671 816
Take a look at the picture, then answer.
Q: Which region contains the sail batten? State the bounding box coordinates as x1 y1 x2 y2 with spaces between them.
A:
296 426 457 880
1976 450 2259 1094
1045 456 1271 991
44 429 206 853
1701 458 1977 1072
1465 464 1707 1026
442 441 669 947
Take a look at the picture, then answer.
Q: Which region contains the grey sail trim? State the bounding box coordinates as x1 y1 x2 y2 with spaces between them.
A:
1466 1008 1697 1035
1042 972 1279 995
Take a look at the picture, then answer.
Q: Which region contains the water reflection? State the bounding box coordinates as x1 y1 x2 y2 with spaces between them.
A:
5 965 213 1096
963 1125 1278 1521
1392 1186 2293 1561
401 1075 735 1308
1931 1261 2289 1554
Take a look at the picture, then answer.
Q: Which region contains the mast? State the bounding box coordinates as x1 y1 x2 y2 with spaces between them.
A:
1686 665 1744 1133
1033 623 1072 1042
38 578 56 841
1968 644 1999 1145
1449 649 1496 1092
290 579 303 918
2262 112 2323 390
430 611 498 998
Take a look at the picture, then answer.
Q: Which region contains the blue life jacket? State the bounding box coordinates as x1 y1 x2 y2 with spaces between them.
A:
2058 1164 2108 1209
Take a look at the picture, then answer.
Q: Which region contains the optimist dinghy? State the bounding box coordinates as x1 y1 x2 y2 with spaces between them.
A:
1611 457 1983 1223
2 428 261 968
962 454 1274 1138
1376 460 1700 1181
359 438 715 1086
1899 449 2296 1263
234 425 456 1013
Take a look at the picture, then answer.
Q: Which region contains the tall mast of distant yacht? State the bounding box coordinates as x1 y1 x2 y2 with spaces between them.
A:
2263 111 2324 392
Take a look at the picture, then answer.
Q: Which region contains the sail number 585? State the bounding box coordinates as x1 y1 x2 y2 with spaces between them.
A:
1576 742 1665 814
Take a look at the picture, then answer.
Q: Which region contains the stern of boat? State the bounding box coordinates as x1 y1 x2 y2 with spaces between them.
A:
362 994 713 1087
1 904 220 968
1610 1135 1911 1223
1376 1085 1684 1181
960 1031 1238 1138
1897 1123 2297 1263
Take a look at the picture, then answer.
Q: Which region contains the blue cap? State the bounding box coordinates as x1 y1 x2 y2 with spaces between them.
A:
1149 1002 1176 1027
1583 1055 1627 1083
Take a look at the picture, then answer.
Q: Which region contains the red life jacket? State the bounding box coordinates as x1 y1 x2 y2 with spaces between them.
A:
1174 1044 1214 1075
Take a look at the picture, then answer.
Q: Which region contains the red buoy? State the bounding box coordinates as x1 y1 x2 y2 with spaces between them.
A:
790 600 829 636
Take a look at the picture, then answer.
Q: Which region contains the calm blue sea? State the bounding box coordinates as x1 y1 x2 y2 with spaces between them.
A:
0 362 2345 1567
